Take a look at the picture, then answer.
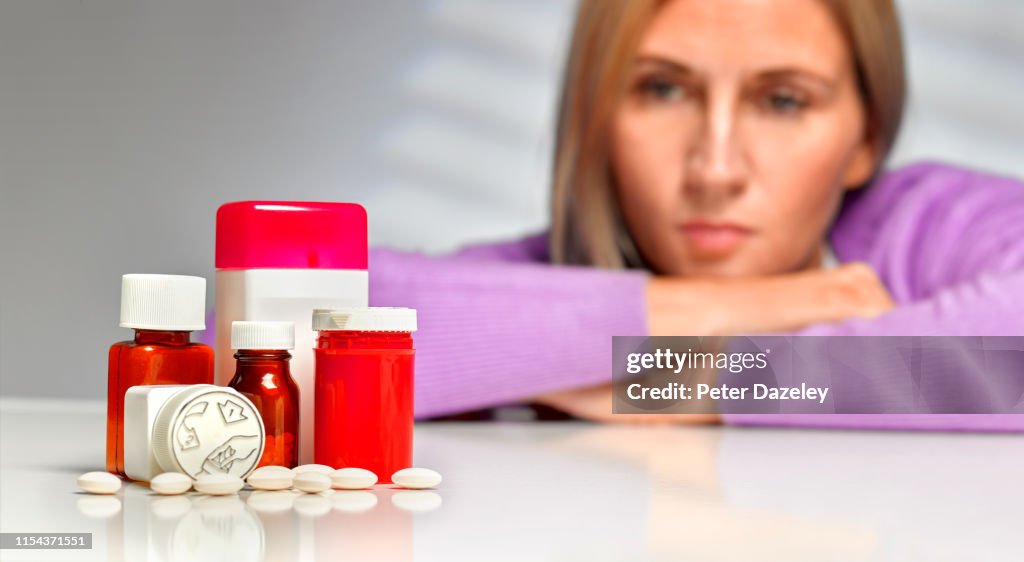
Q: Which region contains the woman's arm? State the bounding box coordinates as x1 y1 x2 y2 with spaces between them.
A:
369 242 649 419
534 263 895 423
373 235 893 420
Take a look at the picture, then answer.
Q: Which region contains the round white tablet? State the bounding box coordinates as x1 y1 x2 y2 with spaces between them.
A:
193 473 244 495
292 464 334 476
150 472 193 495
293 472 331 493
77 471 122 494
391 468 442 489
330 467 377 490
247 465 294 490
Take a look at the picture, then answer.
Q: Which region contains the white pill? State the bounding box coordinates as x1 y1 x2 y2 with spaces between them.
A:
391 468 442 489
293 472 331 493
247 466 294 490
77 471 122 494
150 472 192 495
193 473 244 495
292 464 334 476
330 467 377 490
391 491 443 513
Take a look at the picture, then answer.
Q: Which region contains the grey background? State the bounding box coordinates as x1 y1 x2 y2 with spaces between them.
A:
1 0 1022 400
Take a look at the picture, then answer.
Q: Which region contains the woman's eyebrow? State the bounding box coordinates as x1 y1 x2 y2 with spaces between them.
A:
633 56 695 75
753 68 836 90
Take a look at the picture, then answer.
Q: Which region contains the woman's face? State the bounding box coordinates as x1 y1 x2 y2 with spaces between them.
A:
611 0 875 277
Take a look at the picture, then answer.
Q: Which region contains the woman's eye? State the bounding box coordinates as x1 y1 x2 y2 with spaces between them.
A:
638 78 687 102
763 90 809 114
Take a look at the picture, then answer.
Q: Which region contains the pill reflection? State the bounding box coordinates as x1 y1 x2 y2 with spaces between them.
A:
76 495 122 518
149 495 192 520
331 491 378 513
86 481 429 562
391 491 442 513
247 490 296 514
294 493 332 518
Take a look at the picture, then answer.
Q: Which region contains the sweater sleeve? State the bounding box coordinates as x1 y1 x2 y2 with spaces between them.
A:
724 269 1024 432
726 163 1024 432
368 235 649 419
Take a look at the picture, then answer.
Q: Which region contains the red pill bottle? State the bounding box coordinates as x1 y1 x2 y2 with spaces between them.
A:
228 321 300 468
106 274 213 476
313 308 416 483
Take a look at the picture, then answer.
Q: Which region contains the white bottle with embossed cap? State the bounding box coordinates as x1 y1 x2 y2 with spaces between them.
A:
123 384 265 482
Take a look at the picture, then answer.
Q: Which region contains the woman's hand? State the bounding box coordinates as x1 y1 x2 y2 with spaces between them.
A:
647 262 895 336
533 383 721 425
534 263 894 424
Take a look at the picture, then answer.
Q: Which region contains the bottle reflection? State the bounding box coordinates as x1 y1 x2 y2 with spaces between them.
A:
541 426 876 560
247 490 298 561
74 494 124 561
314 488 415 561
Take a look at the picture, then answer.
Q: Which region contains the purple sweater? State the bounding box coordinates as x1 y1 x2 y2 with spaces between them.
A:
370 162 1024 431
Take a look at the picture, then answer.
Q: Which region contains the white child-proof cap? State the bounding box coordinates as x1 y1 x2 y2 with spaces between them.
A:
148 385 265 480
231 321 295 350
312 307 417 333
120 274 206 331
123 384 267 481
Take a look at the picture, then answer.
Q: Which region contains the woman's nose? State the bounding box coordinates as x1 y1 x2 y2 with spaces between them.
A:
684 98 748 205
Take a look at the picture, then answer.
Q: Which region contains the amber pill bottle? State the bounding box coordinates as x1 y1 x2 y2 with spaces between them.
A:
228 321 299 468
106 274 213 476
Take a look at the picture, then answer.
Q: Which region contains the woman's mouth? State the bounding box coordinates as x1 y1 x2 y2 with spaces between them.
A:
678 220 753 257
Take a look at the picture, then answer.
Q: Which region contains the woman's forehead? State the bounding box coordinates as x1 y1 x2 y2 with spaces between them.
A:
637 0 852 79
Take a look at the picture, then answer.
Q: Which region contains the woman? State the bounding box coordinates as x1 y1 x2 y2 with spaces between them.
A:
371 0 1024 429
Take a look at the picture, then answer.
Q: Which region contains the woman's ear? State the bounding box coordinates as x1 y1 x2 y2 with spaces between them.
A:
842 136 878 191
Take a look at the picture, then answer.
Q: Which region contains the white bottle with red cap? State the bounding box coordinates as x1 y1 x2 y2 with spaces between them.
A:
215 201 369 464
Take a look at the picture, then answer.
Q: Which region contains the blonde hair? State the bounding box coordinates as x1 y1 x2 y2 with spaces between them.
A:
549 0 906 268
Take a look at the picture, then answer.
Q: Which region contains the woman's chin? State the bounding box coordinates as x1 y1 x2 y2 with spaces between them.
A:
664 252 773 279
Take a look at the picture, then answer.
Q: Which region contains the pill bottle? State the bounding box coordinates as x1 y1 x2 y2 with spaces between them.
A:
107 274 214 477
215 201 368 464
228 321 300 468
313 308 416 483
123 384 265 482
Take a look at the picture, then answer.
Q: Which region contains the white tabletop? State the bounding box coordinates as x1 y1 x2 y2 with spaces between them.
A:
0 398 1020 561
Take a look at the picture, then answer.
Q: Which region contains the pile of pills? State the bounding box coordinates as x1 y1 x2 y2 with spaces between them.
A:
77 465 442 496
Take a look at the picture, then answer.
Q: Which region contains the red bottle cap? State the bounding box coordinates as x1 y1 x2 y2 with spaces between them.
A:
216 201 368 270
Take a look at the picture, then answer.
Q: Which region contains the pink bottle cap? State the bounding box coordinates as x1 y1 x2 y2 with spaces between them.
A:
216 201 368 270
